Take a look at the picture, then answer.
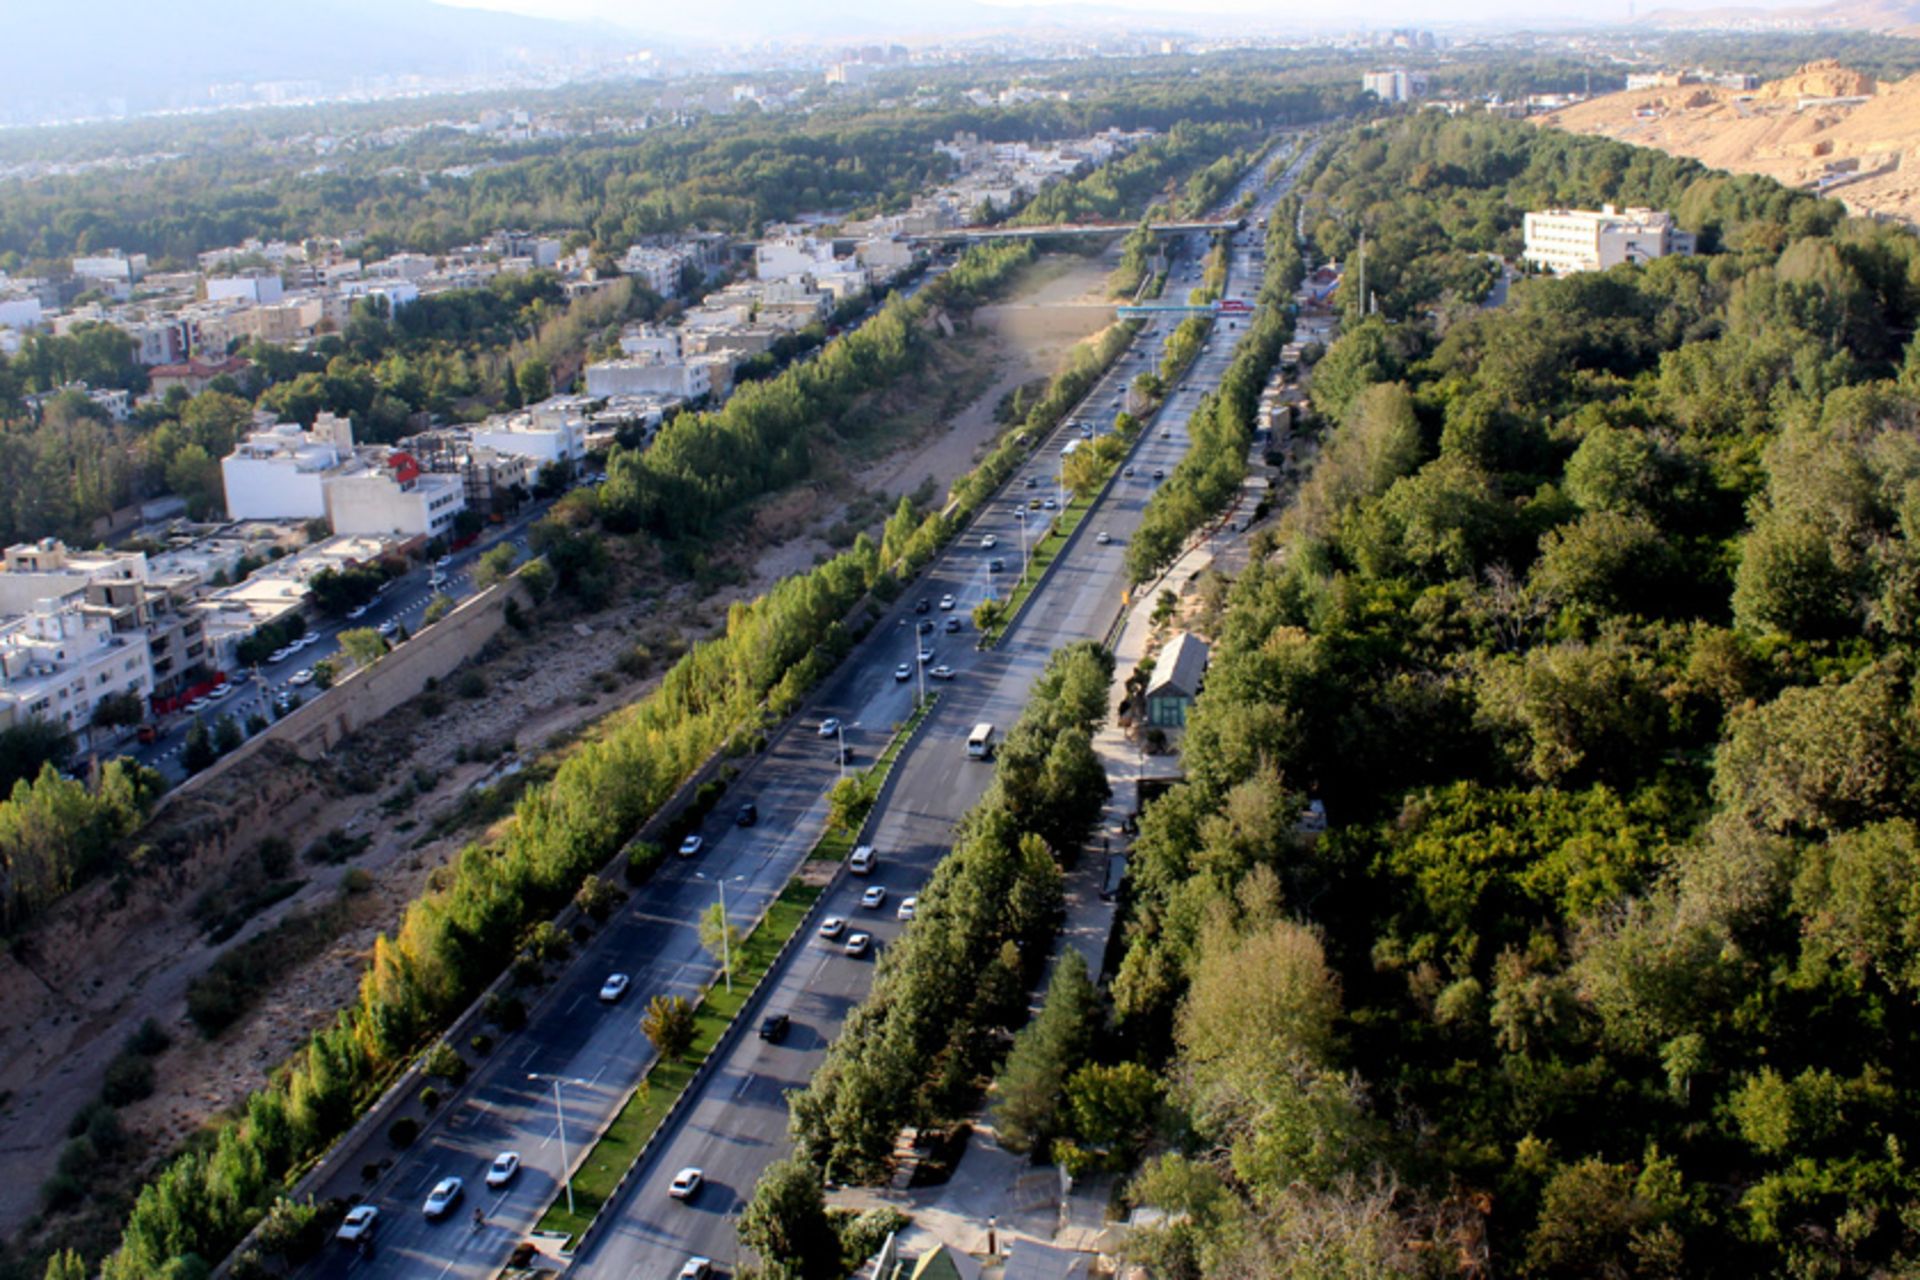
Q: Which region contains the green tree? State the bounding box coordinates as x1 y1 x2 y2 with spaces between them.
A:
992 956 1101 1155
43 1249 87 1280
516 358 552 405
738 1157 841 1280
699 900 742 982
422 594 455 625
640 994 695 1060
472 542 518 589
336 627 386 671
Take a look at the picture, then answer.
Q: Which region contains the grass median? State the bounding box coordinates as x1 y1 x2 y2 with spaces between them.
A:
982 497 1095 644
535 879 821 1244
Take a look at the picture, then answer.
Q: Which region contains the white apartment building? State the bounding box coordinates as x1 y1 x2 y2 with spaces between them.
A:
755 236 841 282
221 414 356 520
1363 68 1430 103
470 399 590 464
72 252 147 284
325 453 467 540
0 296 43 330
584 356 716 401
619 324 683 361
206 273 286 305
1522 205 1696 274
0 601 153 738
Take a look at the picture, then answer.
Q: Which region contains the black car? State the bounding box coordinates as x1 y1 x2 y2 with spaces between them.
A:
989 557 1006 573
914 597 931 614
916 618 936 635
758 1013 790 1043
737 802 758 827
838 744 856 765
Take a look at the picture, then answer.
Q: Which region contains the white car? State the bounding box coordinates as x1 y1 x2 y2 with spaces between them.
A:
894 663 912 681
929 665 955 681
335 1204 379 1243
599 973 631 1002
818 916 847 939
669 1167 704 1200
861 885 887 910
1042 497 1057 510
981 534 997 549
289 669 315 687
680 1259 715 1280
486 1151 521 1188
917 647 934 664
939 594 956 611
377 619 398 637
435 555 452 569
817 717 841 737
207 684 232 700
897 896 918 921
1013 508 1027 521
423 1176 464 1220
678 834 704 857
1096 531 1112 545
269 646 292 663
845 932 872 957
346 603 368 620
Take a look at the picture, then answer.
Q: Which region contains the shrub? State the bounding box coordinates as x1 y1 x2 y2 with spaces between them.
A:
101 1053 155 1107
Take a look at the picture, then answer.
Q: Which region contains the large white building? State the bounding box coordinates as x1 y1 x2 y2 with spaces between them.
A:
585 355 716 401
1522 205 1696 275
325 453 467 540
0 601 154 740
470 398 590 465
206 273 286 305
1363 68 1430 103
221 414 355 520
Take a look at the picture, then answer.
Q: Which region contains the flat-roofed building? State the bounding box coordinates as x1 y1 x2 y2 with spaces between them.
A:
1523 204 1696 274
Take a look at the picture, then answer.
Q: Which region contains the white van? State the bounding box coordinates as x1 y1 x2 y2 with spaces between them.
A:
967 723 995 760
849 845 876 874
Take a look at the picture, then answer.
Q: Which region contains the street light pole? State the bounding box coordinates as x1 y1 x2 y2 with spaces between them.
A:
528 1074 578 1217
836 721 847 783
719 877 732 994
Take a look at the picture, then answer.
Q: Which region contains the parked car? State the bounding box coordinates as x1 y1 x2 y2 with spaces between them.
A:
599 973 631 1002
289 669 315 687
346 604 368 620
485 1152 521 1189
377 619 398 637
422 1177 464 1220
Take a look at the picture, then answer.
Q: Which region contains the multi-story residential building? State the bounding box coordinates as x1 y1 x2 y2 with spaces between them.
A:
1363 68 1430 103
1522 205 1696 274
325 452 467 541
584 355 715 401
71 251 147 284
470 398 590 465
222 414 356 520
0 600 154 740
206 273 286 305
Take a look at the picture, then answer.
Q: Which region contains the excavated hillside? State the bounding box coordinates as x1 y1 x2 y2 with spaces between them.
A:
1538 59 1920 224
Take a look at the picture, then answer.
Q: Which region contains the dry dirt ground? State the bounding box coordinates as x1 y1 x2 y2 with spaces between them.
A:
0 246 1121 1247
1538 59 1920 224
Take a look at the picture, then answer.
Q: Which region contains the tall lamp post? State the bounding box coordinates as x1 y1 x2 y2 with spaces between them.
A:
527 1072 591 1217
694 872 747 993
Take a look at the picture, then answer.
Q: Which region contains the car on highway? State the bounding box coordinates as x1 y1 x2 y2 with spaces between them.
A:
679 1259 715 1280
758 1013 790 1043
678 834 705 857
1024 476 1037 488
939 594 955 611
335 1204 379 1244
944 616 962 632
289 669 315 686
1097 531 1113 545
423 1176 464 1220
916 618 936 634
981 534 997 549
668 1167 704 1201
1163 429 1172 438
817 717 841 737
989 557 1006 572
599 973 631 1002
1042 497 1057 510
1013 508 1027 521
898 896 918 921
894 663 912 681
737 802 758 827
818 916 847 939
845 931 872 957
485 1151 521 1189
917 647 935 664
929 665 955 681
861 885 888 910
914 597 931 613
1153 468 1165 480
1123 466 1135 477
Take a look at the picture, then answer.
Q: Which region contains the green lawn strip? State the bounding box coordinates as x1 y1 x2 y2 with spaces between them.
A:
535 881 821 1243
985 497 1094 643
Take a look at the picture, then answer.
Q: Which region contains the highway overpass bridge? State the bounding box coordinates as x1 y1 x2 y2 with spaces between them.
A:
908 218 1244 244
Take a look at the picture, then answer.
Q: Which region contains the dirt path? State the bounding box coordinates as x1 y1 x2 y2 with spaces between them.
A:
0 247 1121 1246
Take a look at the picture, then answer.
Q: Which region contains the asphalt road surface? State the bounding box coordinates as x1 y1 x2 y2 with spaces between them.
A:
297 138 1312 1280
570 143 1314 1280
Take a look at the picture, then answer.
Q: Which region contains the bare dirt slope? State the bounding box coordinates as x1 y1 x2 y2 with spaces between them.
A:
0 249 1122 1245
1538 60 1920 224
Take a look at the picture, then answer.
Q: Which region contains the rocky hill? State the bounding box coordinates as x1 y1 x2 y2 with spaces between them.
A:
1538 59 1920 224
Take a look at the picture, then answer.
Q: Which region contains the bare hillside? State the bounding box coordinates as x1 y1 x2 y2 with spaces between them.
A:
1538 59 1920 224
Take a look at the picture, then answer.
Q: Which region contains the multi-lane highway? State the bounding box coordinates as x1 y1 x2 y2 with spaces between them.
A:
294 137 1312 1280
571 145 1313 1280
